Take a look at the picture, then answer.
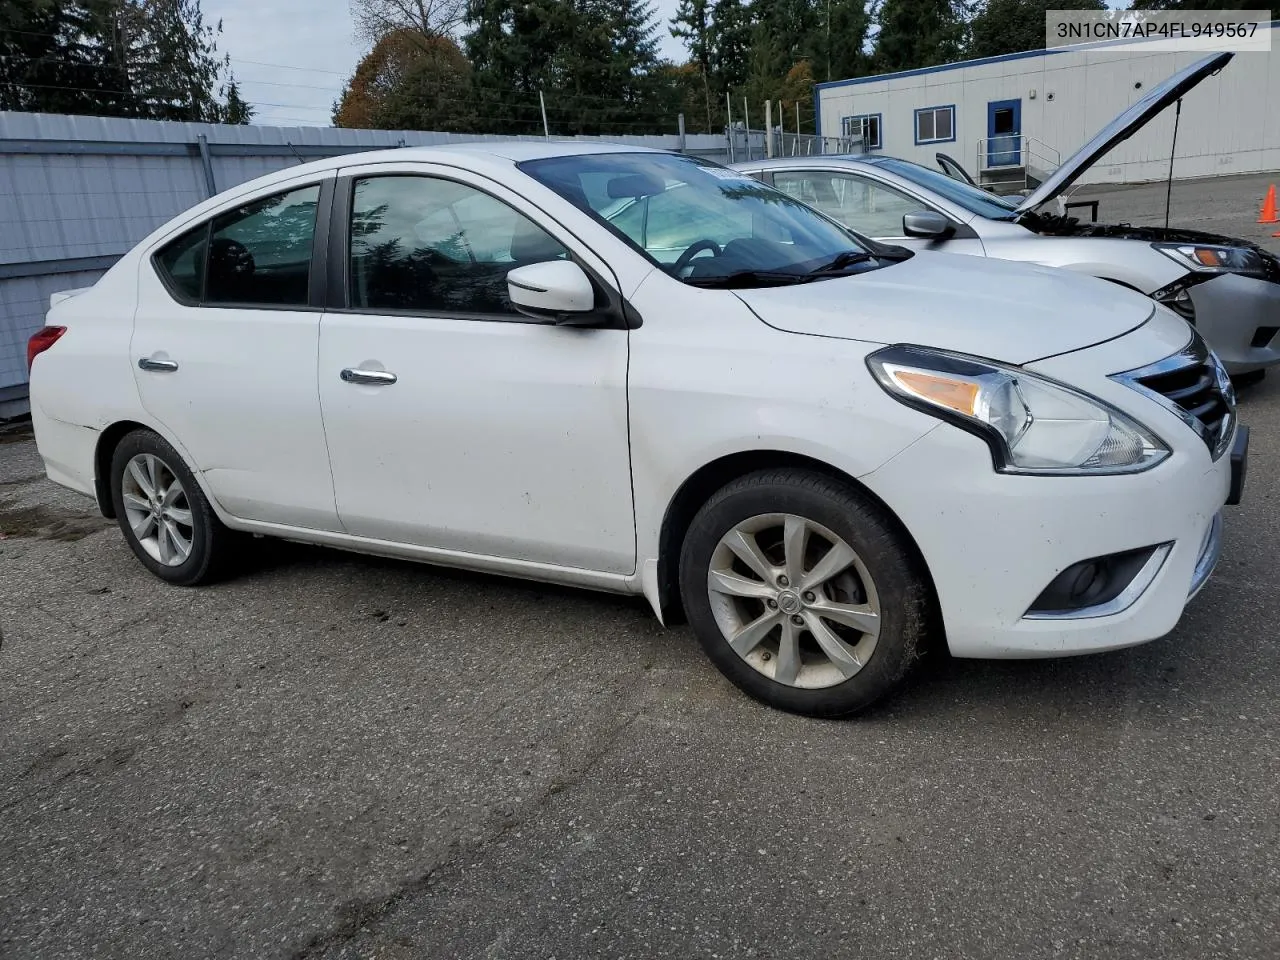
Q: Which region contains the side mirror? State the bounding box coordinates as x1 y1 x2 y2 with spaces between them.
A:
507 260 596 324
902 210 955 240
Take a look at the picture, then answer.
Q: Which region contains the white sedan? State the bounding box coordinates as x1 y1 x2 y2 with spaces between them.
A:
27 143 1246 716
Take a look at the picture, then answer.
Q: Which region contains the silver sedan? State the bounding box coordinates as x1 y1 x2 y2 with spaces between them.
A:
737 52 1280 377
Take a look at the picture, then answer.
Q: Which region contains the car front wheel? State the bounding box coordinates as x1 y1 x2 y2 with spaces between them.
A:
679 469 933 717
110 429 235 586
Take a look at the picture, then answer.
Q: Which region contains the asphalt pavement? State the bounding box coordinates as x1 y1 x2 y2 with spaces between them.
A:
3 179 1280 957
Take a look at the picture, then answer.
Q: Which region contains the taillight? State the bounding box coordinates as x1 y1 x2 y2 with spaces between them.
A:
27 326 67 373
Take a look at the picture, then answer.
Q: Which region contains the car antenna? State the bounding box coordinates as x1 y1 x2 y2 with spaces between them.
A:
285 140 305 165
1163 98 1182 230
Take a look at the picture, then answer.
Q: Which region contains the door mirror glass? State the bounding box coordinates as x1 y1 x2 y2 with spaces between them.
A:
902 210 955 239
507 260 595 322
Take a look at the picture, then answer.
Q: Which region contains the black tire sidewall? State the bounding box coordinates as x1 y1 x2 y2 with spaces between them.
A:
110 430 217 586
679 470 929 717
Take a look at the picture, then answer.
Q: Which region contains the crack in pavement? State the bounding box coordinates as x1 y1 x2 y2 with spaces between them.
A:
286 707 646 960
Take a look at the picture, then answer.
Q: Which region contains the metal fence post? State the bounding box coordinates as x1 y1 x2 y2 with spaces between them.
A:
743 98 751 161
677 113 686 153
725 93 735 163
764 100 773 158
196 134 216 197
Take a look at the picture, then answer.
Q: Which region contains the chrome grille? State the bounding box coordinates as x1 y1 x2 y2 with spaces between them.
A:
1112 331 1235 460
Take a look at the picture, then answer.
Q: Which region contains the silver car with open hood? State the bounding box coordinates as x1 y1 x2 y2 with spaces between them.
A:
737 53 1280 377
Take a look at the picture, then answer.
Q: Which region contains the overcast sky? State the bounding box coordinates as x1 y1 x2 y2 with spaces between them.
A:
204 0 687 127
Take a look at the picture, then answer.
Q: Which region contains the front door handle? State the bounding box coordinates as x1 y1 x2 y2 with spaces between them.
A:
340 368 398 386
138 358 179 372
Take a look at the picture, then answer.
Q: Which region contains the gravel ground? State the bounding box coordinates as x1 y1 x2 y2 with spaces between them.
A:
3 176 1280 960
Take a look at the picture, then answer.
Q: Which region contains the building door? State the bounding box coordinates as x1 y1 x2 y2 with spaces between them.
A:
986 99 1021 168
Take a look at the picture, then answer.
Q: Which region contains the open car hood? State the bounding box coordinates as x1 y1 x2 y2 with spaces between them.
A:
1015 51 1232 214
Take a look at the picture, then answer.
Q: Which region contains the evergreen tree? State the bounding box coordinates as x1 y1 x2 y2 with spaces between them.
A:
873 0 968 72
1133 0 1280 19
1 0 230 121
221 75 253 124
708 0 751 93
464 0 668 136
811 0 871 84
968 0 1103 59
670 0 713 128
119 0 225 121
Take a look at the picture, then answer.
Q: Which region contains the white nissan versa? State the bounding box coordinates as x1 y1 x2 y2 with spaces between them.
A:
27 143 1247 716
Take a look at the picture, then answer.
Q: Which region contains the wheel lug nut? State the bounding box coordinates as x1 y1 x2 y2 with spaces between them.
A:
791 614 804 626
761 651 772 662
766 599 777 609
777 575 789 587
802 591 815 603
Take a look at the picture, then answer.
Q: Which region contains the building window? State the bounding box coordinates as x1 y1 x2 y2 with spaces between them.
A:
914 105 955 145
841 114 882 150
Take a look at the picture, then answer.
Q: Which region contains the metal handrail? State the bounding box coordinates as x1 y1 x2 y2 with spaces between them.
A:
975 135 1060 174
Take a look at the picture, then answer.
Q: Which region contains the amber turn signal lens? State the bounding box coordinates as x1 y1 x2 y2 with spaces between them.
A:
892 370 981 416
1192 248 1222 267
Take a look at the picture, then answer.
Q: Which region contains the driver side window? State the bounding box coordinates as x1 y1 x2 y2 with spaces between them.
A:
349 175 569 316
773 172 920 238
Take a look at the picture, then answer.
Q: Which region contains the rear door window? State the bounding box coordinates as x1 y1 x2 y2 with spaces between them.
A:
205 185 320 306
155 224 208 302
153 183 321 307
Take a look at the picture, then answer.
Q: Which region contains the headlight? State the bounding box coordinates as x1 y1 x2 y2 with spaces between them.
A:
867 345 1170 475
1153 243 1265 277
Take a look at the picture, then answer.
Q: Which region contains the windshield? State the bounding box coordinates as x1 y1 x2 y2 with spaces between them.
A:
872 158 1020 221
520 152 874 283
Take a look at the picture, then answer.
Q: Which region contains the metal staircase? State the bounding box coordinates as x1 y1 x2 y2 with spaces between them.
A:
974 136 1061 196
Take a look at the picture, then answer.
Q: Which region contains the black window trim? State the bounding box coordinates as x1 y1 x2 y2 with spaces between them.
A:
327 170 635 330
149 177 334 313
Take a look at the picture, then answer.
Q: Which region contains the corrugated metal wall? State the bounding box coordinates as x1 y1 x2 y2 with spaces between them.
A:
0 112 732 416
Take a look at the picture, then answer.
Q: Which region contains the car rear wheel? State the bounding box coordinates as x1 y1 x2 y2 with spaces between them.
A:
110 430 236 586
679 469 932 717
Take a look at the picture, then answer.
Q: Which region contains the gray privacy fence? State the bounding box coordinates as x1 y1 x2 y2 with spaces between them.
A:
0 112 748 417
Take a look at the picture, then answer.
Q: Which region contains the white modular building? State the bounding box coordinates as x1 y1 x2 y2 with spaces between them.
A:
814 22 1280 189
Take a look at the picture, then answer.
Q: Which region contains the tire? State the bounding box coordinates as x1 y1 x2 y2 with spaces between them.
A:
679 469 932 718
109 429 236 586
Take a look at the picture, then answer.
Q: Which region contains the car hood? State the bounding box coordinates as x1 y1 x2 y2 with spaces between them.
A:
1016 51 1232 214
732 252 1154 364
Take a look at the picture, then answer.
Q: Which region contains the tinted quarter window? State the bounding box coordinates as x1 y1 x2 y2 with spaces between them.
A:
349 176 569 316
205 185 320 306
155 224 208 301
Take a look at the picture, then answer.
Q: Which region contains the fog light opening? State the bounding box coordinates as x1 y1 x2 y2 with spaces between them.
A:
1026 544 1170 618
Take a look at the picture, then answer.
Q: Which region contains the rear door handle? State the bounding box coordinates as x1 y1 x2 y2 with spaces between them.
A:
138 358 179 372
340 368 397 386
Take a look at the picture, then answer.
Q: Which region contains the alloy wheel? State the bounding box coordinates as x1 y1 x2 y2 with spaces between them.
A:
120 453 194 567
706 513 881 689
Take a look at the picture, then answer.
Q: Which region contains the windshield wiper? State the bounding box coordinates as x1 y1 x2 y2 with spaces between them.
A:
806 250 875 275
683 270 808 289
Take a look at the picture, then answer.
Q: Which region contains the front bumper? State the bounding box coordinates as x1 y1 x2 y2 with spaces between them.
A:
1186 273 1280 374
860 423 1233 659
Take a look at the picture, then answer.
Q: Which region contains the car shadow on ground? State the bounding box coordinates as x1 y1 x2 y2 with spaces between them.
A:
232 533 1216 727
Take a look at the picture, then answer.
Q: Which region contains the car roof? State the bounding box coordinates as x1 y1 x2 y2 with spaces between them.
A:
732 155 884 172
204 140 664 205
